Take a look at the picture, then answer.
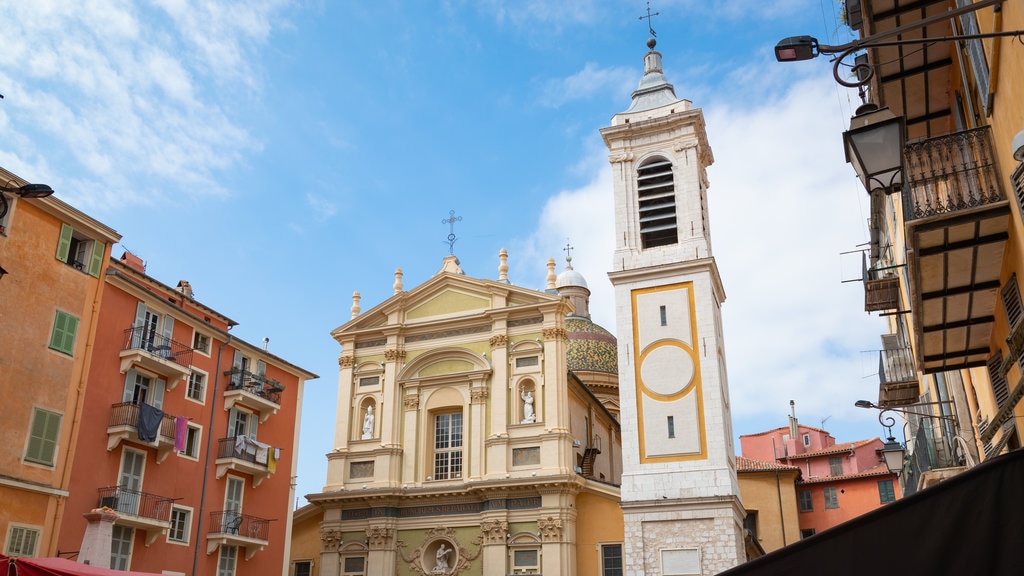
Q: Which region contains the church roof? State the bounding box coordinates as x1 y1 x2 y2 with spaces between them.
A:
624 39 679 114
566 317 618 375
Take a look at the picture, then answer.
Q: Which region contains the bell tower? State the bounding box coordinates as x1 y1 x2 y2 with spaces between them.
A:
601 36 746 575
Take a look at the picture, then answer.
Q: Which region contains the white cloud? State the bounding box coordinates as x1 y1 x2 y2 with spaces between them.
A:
539 62 637 108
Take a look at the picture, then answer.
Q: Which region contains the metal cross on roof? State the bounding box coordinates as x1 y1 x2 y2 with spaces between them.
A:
639 1 660 38
563 239 574 268
442 209 462 255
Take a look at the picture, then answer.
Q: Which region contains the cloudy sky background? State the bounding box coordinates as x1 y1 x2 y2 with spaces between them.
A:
1 1 889 503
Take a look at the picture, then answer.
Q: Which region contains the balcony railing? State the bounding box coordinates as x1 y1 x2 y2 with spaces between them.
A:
208 510 270 540
902 126 1004 222
108 402 176 442
224 368 284 405
878 347 918 407
97 485 174 522
217 437 269 469
864 265 900 312
122 325 194 369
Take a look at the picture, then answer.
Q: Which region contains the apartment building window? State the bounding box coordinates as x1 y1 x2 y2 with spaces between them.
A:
179 424 201 459
824 486 839 509
829 456 844 476
217 545 238 576
192 331 211 355
600 543 623 576
24 408 61 466
798 490 813 512
432 412 463 480
122 369 166 409
743 511 758 540
292 560 313 576
56 223 104 277
800 528 816 539
637 157 677 248
986 352 1011 410
110 525 134 570
49 310 79 356
5 526 40 557
878 479 896 504
341 556 365 576
187 370 207 402
510 548 540 574
228 408 258 440
168 506 192 544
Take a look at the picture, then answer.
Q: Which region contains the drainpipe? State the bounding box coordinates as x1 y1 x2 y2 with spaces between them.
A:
192 334 232 576
775 470 787 546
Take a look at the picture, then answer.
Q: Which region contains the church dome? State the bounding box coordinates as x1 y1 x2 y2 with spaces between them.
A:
566 317 618 375
556 267 588 289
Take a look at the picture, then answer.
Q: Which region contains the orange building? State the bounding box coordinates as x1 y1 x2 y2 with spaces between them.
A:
741 418 900 539
55 252 316 575
735 456 801 553
1 167 120 559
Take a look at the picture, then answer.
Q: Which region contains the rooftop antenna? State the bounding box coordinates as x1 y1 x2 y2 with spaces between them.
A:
441 209 462 255
639 1 660 39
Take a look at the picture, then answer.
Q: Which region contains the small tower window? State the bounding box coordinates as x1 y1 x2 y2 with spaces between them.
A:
659 305 667 326
637 157 677 248
667 416 675 438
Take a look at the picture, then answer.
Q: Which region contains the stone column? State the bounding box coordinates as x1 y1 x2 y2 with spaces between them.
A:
480 518 509 575
366 525 397 576
319 528 343 576
78 509 118 567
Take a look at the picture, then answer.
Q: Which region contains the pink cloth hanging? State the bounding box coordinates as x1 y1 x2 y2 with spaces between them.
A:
174 416 188 451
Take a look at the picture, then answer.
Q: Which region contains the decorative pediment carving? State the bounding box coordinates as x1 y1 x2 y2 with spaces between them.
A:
366 526 394 550
320 528 343 552
542 327 567 341
537 516 563 542
397 527 482 576
338 355 355 368
489 334 508 347
480 520 508 545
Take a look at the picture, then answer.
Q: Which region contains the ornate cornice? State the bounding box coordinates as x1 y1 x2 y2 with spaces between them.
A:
366 526 394 550
320 528 343 552
542 327 567 341
338 355 355 368
537 516 563 542
479 520 508 545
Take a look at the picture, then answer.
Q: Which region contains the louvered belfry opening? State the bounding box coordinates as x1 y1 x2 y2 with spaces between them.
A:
637 157 677 248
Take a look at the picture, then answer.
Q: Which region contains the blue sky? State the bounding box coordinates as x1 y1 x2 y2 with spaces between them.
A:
1 1 891 504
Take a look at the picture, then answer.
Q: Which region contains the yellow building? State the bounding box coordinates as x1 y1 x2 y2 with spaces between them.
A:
294 253 623 576
0 166 120 557
842 0 1024 492
735 457 801 554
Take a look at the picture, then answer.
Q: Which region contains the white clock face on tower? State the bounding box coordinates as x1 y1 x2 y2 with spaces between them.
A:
639 341 694 397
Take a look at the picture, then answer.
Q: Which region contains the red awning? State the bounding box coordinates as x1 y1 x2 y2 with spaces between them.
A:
2 555 162 576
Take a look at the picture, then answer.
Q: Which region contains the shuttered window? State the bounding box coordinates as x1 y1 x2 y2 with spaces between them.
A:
25 408 61 466
637 158 677 248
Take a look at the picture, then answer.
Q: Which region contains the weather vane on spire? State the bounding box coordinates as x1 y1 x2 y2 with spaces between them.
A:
639 1 660 39
441 209 462 255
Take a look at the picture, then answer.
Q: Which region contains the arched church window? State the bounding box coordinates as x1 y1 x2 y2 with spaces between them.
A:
637 156 677 248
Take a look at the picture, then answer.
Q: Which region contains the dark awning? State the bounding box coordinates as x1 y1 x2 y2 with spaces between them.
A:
720 449 1024 575
1 555 162 576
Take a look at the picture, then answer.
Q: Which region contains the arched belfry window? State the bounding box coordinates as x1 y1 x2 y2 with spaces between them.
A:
637 157 677 248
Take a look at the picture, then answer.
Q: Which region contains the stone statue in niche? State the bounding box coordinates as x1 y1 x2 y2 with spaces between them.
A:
432 542 451 573
361 405 374 439
521 389 535 424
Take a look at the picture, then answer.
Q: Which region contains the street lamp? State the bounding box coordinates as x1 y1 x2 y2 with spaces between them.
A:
880 436 906 475
843 104 905 195
0 182 56 198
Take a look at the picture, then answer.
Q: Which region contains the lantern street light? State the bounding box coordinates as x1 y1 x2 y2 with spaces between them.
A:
843 103 906 195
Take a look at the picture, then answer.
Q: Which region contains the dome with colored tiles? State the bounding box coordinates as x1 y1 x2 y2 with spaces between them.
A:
565 318 618 374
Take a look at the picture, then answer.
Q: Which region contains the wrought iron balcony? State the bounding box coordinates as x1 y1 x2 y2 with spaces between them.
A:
214 437 273 487
878 347 918 407
106 402 177 463
206 510 271 560
97 485 175 546
864 261 901 312
222 368 284 422
119 325 194 384
901 125 1010 373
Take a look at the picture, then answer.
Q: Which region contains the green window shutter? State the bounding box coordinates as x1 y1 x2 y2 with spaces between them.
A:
55 224 73 262
25 409 61 466
49 311 79 355
88 240 105 277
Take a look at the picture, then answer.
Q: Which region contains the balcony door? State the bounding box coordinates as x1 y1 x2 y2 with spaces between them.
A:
118 449 145 515
223 477 244 532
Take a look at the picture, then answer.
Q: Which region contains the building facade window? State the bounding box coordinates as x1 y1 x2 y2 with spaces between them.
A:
187 370 207 402
341 556 365 576
432 412 463 480
56 223 104 277
217 545 238 576
878 479 896 504
110 525 134 570
667 416 675 439
5 526 40 557
24 408 62 466
800 528 816 539
600 543 623 576
823 486 839 509
798 490 813 512
292 560 313 576
180 424 201 459
192 331 211 355
637 157 677 248
828 456 844 476
510 548 540 574
168 507 192 544
49 310 79 356
743 511 758 539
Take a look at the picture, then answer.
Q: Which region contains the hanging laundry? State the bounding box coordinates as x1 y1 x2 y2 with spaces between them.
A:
174 416 188 452
267 448 277 473
234 434 247 455
137 402 163 442
252 440 270 465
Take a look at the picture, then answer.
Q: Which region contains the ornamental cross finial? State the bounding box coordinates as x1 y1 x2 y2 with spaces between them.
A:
441 209 462 255
563 239 574 269
639 1 660 38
